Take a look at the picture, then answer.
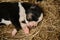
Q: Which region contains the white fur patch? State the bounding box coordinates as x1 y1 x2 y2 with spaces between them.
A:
12 28 17 37
18 2 26 22
18 2 29 27
0 19 11 25
37 13 43 23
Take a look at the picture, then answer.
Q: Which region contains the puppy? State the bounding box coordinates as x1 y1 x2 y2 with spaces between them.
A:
21 2 43 29
0 2 43 36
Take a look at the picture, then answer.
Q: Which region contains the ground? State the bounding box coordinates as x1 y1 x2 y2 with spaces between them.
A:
0 0 60 40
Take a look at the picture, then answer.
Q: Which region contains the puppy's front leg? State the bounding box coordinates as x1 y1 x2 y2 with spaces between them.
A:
21 23 29 35
10 18 21 37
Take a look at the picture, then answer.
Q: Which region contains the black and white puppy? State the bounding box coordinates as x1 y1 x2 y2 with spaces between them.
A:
0 2 43 36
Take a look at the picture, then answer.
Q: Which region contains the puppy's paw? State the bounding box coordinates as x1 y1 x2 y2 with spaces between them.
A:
11 28 17 37
23 26 29 35
21 23 29 35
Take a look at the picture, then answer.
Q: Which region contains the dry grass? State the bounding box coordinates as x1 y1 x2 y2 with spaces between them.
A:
0 0 60 40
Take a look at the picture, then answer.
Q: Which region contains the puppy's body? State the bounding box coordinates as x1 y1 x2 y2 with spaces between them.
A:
0 2 43 36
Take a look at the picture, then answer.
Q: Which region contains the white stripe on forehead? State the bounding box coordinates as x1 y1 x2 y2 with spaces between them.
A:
18 2 28 24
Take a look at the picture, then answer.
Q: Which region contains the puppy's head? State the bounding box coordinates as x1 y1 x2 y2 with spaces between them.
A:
26 4 43 22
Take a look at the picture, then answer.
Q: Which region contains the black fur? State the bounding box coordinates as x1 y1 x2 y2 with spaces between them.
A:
0 2 21 31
